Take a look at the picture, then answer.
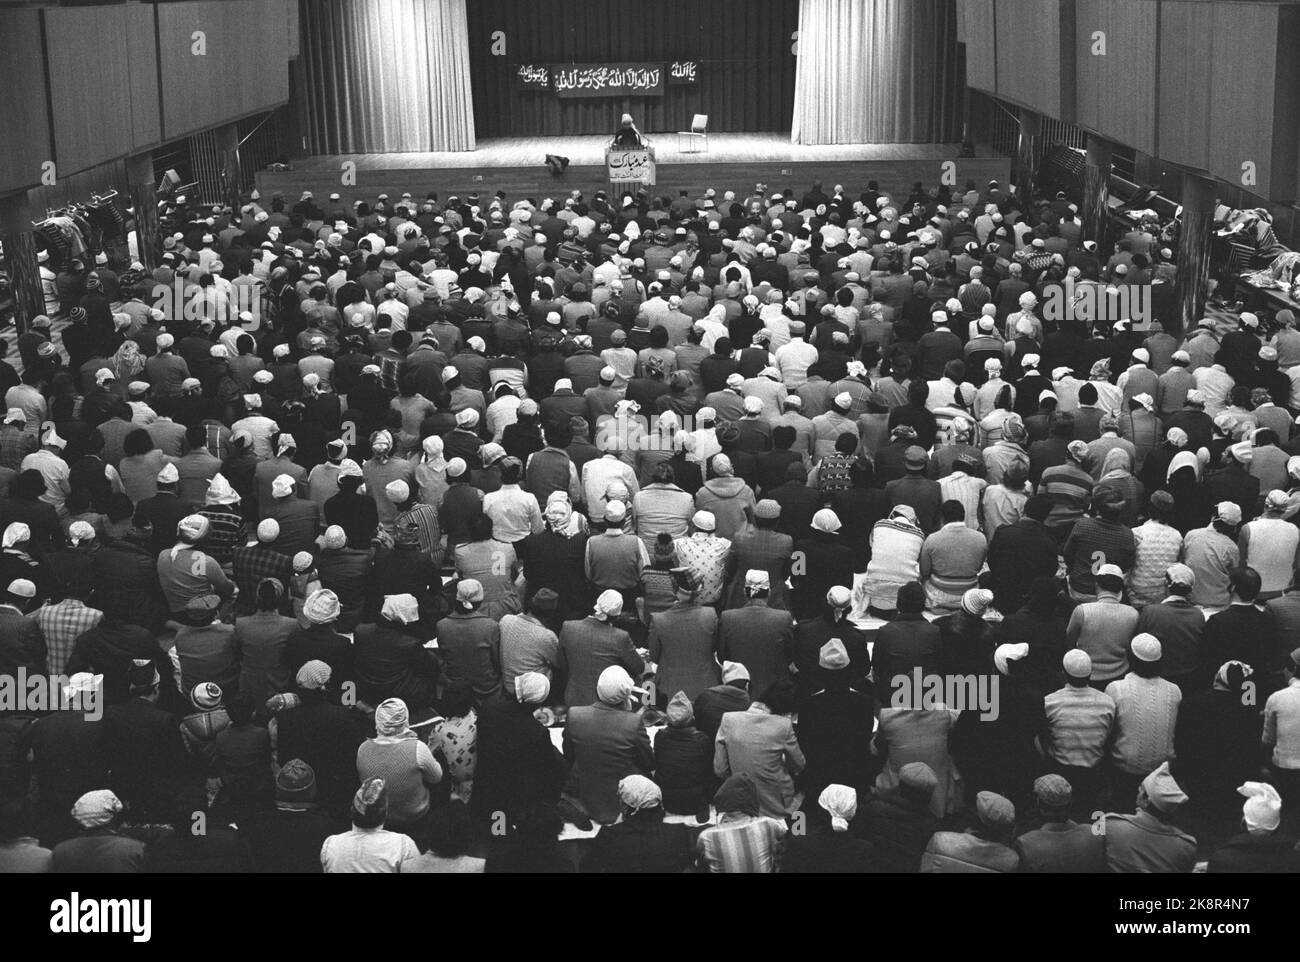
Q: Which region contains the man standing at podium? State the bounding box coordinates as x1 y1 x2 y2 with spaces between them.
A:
612 113 644 148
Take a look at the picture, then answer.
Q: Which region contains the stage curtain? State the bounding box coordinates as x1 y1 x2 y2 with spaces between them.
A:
300 0 476 153
465 0 798 138
791 0 961 145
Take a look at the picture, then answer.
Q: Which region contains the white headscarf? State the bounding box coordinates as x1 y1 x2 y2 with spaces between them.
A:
818 784 858 832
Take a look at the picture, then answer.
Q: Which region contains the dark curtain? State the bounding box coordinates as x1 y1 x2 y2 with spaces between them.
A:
465 0 799 138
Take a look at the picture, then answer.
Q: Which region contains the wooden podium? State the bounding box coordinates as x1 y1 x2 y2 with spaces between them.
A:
606 142 655 193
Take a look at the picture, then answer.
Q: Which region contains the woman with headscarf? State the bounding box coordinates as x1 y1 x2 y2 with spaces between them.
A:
1093 446 1143 527
0 522 47 603
353 592 440 712
437 580 504 702
110 340 145 396
411 435 448 511
695 773 788 873
782 784 873 873
1161 452 1212 536
2 472 62 555
730 295 763 350
583 774 693 874
1174 661 1263 840
355 697 444 847
519 493 591 622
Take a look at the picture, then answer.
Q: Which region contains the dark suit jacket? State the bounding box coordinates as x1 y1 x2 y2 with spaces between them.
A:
264 498 320 557
873 614 943 705
0 607 46 676
718 603 794 700
563 702 653 824
472 693 567 825
556 617 643 708
646 602 718 700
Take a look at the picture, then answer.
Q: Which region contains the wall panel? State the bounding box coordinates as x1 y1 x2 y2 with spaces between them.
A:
0 9 53 196
159 0 290 140
1073 0 1157 154
45 6 135 177
1208 3 1279 198
995 0 1064 116
126 3 162 150
962 0 998 94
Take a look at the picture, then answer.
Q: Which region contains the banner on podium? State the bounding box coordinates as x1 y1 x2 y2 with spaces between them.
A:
607 147 655 186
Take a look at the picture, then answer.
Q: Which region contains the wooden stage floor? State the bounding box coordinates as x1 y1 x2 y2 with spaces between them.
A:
257 133 1011 206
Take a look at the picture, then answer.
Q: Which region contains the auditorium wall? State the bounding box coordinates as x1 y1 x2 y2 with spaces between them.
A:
958 0 1300 206
0 0 294 198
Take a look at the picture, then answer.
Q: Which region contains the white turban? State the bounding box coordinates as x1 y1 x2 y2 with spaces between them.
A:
381 593 420 625
593 588 624 620
514 671 551 705
994 643 1030 675
1239 782 1282 832
71 790 123 829
2 522 30 548
818 784 858 832
617 774 663 812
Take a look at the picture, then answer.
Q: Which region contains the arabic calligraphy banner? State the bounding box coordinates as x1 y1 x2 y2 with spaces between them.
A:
514 64 550 90
513 62 700 97
666 61 698 85
606 147 655 185
554 62 664 97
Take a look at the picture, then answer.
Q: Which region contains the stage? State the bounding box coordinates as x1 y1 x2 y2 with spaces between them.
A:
255 133 1010 206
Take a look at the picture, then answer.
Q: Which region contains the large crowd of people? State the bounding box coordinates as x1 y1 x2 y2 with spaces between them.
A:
0 174 1298 873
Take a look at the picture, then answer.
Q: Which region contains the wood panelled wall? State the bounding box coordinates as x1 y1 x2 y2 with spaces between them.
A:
0 0 294 198
158 0 291 141
959 0 1300 205
0 9 54 197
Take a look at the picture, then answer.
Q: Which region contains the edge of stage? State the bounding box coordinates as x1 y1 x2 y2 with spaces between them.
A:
256 133 1011 202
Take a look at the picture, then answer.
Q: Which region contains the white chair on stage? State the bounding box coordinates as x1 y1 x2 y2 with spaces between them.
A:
676 114 708 154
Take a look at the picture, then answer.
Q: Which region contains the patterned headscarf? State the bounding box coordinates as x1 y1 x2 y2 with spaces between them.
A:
374 697 410 737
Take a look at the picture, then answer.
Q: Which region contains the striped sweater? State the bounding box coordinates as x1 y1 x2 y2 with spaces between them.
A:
1043 684 1116 768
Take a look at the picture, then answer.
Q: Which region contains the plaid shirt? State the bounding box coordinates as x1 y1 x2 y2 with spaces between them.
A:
0 424 37 471
232 543 294 614
199 508 247 567
34 599 104 676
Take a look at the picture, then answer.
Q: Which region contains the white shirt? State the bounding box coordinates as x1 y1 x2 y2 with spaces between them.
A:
231 414 280 459
775 338 818 388
21 449 70 512
321 826 420 873
1192 365 1235 416
377 299 410 332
